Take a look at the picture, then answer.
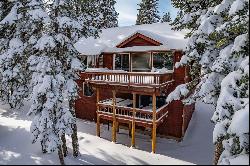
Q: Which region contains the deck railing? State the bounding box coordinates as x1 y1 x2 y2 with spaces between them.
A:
97 101 168 125
81 71 173 86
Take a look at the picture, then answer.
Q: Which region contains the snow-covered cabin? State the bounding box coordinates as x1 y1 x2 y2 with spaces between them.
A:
74 23 195 153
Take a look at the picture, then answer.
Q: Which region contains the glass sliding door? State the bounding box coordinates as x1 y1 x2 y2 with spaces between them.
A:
115 53 130 71
131 52 151 72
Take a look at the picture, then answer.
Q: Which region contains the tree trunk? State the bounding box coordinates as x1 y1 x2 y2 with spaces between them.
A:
58 145 65 165
41 140 47 153
214 140 223 165
69 100 79 157
61 134 68 157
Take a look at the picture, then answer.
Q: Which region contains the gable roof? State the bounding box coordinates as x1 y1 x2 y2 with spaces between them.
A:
116 30 163 48
74 22 188 56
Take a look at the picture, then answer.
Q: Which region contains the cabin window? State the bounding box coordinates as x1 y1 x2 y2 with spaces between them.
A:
115 54 129 71
98 55 104 68
81 56 98 69
153 52 174 70
83 83 94 97
131 52 151 72
79 56 87 70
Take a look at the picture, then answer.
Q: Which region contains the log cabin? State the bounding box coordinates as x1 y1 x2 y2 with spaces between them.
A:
74 23 195 153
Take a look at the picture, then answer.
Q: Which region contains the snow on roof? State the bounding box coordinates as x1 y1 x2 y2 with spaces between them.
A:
74 22 188 56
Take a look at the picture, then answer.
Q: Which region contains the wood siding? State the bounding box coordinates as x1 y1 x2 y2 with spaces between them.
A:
120 36 160 48
117 33 162 48
103 54 113 69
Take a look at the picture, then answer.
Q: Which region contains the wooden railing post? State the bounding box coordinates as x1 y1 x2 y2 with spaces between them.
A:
128 73 131 87
112 90 117 143
152 93 157 153
131 93 136 148
96 88 100 137
154 75 156 84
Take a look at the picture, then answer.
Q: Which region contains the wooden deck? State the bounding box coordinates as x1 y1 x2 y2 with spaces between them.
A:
97 98 169 127
95 89 169 153
80 71 174 95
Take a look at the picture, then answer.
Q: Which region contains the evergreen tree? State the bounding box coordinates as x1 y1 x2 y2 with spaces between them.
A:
161 12 172 23
80 0 102 36
28 0 101 164
136 0 160 25
97 0 119 28
168 0 249 164
0 0 14 98
0 1 30 108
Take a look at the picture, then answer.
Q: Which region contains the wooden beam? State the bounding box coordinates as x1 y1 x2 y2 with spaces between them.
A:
150 52 154 70
129 53 132 72
152 93 157 153
129 123 132 137
112 90 117 142
96 88 100 137
131 93 136 148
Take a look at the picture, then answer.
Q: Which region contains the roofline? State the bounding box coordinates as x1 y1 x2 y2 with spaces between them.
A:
79 49 184 56
116 32 162 48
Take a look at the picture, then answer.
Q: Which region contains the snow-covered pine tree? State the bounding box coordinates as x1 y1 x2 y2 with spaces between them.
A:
168 0 249 164
0 0 14 98
97 0 119 29
28 1 80 163
136 0 160 25
210 1 249 164
28 0 101 163
79 0 102 37
0 1 30 108
161 12 172 23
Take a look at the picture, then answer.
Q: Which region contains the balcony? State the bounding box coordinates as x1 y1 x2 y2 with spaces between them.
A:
80 70 174 94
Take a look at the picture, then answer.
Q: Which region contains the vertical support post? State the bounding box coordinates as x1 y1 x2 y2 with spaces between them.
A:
150 52 154 70
96 88 100 137
129 53 132 72
113 54 116 70
129 123 132 137
112 90 117 143
131 93 136 147
152 93 157 153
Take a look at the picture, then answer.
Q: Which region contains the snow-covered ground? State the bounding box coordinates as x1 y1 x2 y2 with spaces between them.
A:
0 100 215 165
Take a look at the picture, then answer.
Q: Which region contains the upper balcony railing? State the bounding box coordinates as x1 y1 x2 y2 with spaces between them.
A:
80 70 174 87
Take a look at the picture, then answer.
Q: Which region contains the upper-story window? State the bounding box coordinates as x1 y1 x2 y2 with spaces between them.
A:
80 55 98 69
98 55 104 68
131 52 151 72
153 52 174 70
115 53 129 71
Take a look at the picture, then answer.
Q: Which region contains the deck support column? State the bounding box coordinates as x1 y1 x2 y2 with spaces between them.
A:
96 88 100 137
112 90 117 143
152 93 157 153
131 93 136 148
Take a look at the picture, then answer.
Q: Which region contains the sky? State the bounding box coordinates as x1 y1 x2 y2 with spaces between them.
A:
115 0 178 27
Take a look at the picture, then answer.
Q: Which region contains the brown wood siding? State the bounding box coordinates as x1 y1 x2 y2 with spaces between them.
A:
120 36 160 48
183 103 195 133
103 54 113 69
117 33 162 48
